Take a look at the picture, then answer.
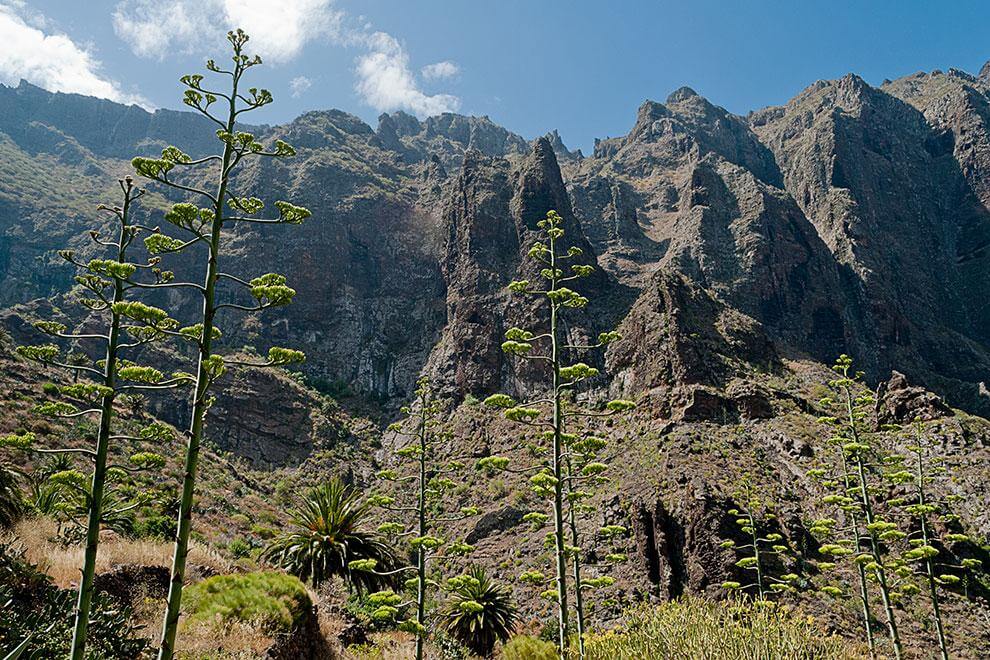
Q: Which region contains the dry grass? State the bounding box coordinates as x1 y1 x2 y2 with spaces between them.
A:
341 632 417 660
4 517 230 588
173 620 274 659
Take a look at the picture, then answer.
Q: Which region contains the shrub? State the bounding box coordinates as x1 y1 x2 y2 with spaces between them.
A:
442 566 517 657
262 478 398 593
228 537 252 559
182 571 311 633
502 635 557 660
581 597 859 659
133 512 176 540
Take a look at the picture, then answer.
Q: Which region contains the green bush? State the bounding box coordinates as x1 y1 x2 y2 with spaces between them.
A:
502 635 557 660
133 512 175 540
183 571 311 633
227 537 252 559
581 597 860 660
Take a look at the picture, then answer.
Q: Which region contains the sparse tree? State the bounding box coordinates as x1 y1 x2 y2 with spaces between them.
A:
366 377 480 660
128 29 310 658
1 177 181 660
480 209 634 659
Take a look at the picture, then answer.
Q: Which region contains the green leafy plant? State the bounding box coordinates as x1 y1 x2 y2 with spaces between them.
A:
580 596 855 659
0 461 23 529
3 176 178 660
481 209 631 659
441 566 518 657
129 29 310 658
0 541 147 658
368 377 481 659
502 635 558 660
262 478 397 594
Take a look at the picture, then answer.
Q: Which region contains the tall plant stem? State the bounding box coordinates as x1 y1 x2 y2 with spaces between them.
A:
157 57 240 660
565 465 585 659
843 385 903 660
748 510 766 601
69 179 134 660
837 447 876 659
415 389 428 660
549 232 570 660
915 449 949 660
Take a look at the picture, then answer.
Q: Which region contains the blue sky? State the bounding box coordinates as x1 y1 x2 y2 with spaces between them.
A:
2 1 990 153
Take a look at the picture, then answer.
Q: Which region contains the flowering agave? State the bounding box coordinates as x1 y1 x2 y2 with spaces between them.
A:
480 209 634 659
129 29 311 658
4 177 182 660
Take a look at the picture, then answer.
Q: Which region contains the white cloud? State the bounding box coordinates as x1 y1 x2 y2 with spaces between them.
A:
0 3 150 107
289 75 311 98
421 60 458 81
355 32 459 117
112 0 461 118
112 0 342 64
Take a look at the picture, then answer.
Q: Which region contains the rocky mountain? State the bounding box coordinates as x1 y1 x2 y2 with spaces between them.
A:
6 65 990 414
3 64 990 650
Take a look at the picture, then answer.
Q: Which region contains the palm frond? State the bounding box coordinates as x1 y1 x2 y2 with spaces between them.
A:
263 477 400 593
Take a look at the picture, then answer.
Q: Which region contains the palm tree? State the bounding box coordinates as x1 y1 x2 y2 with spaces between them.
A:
263 478 399 593
442 566 518 657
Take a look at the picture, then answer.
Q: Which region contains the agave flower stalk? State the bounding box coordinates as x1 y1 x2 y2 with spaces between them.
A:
129 30 310 658
480 209 634 659
818 356 902 660
4 177 181 659
366 377 481 660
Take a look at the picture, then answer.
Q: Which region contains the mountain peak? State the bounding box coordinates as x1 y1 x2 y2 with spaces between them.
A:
543 129 581 161
666 86 700 104
979 60 990 85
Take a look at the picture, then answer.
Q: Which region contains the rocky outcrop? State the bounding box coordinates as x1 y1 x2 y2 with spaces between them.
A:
93 564 169 604
606 268 779 398
426 138 618 400
631 480 736 600
466 506 526 544
876 370 953 424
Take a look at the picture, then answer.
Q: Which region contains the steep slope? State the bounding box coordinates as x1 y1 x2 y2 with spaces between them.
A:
566 90 856 372
753 74 990 410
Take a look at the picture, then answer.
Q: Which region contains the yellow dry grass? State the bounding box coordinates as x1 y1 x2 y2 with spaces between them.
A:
4 517 230 588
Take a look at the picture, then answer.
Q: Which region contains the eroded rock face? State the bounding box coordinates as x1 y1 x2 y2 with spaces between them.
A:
201 366 356 469
631 480 736 600
876 370 953 424
425 138 618 401
5 62 990 462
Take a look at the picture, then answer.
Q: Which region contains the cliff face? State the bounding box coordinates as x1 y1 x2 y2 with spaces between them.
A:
5 64 990 425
